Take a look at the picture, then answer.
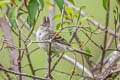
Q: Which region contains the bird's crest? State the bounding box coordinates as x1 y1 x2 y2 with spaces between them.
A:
42 16 50 26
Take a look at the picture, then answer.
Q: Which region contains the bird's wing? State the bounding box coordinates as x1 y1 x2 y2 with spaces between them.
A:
48 31 92 57
48 31 71 46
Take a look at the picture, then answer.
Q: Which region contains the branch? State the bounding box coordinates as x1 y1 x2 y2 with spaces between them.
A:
24 42 36 79
62 54 93 78
0 17 18 72
100 0 110 71
0 66 46 80
64 0 120 38
106 23 120 49
102 51 120 79
14 19 22 80
51 53 64 72
19 17 36 36
45 41 53 79
19 16 93 77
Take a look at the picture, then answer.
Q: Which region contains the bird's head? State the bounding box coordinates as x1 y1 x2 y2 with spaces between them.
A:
38 16 51 32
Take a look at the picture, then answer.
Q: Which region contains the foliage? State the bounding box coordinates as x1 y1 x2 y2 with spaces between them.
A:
0 1 11 6
8 6 17 27
39 0 44 9
0 0 120 80
54 0 64 12
103 0 108 10
44 1 55 7
27 0 39 26
68 0 75 5
83 46 91 54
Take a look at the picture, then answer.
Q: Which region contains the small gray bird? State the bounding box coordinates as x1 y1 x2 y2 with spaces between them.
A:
36 16 92 57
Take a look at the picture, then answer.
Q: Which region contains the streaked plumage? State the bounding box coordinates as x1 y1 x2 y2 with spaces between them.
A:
36 16 92 57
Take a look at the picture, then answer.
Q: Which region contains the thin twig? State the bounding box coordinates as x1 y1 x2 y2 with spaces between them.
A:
64 0 120 38
51 53 64 72
46 42 52 79
19 17 36 36
29 47 40 55
100 0 110 72
0 66 46 80
0 41 4 51
0 39 25 50
81 30 100 49
106 23 120 49
62 54 93 78
69 9 81 43
24 42 36 80
14 19 22 80
60 5 65 29
68 52 77 80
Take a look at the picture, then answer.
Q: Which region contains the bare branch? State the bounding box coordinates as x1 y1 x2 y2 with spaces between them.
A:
0 66 46 80
19 17 36 36
62 54 93 78
0 17 18 72
24 41 36 79
64 0 120 38
45 41 53 79
100 0 110 71
51 53 64 72
102 51 120 79
106 23 120 49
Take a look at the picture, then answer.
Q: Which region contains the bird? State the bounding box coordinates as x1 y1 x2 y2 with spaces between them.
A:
36 16 92 57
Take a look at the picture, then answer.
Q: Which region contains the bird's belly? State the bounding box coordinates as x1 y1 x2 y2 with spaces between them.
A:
39 42 66 54
37 32 66 54
51 42 66 54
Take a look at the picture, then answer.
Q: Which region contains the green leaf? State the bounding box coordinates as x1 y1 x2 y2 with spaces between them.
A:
15 0 21 5
17 12 23 18
79 16 88 23
52 14 61 20
27 0 39 26
68 22 74 35
56 21 69 30
80 41 84 45
65 7 72 14
68 27 73 35
80 6 86 10
54 0 64 12
0 1 11 6
73 10 80 17
87 27 92 31
64 14 70 18
83 46 91 54
103 0 107 10
56 23 61 30
8 6 16 27
68 0 75 5
52 14 70 20
39 0 44 9
44 1 55 7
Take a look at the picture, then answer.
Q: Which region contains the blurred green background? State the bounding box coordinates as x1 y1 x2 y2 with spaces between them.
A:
0 0 118 80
